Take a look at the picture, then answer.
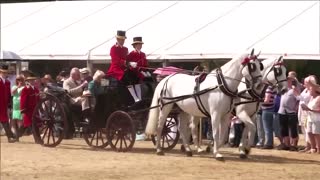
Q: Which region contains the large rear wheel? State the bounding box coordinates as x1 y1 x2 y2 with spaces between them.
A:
32 93 67 147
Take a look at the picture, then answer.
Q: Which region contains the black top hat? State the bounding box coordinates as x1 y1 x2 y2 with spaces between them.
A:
116 30 127 39
25 72 39 81
132 37 144 45
0 64 9 73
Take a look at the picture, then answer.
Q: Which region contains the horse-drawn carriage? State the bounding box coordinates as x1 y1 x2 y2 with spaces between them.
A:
31 49 288 160
31 74 180 152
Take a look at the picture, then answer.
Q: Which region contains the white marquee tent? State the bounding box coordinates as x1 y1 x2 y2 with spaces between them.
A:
1 1 319 61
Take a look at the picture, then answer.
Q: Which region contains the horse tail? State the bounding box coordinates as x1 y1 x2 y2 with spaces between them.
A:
145 82 162 135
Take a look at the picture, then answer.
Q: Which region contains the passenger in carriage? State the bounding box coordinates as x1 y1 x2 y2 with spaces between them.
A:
40 74 54 92
63 68 90 112
125 36 152 102
80 68 93 82
56 70 69 87
88 70 105 97
63 68 91 138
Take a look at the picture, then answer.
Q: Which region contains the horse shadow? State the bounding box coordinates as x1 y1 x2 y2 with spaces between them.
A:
46 142 320 165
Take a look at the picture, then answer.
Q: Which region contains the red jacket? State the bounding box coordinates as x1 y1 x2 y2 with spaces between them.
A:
127 50 148 80
0 78 11 123
106 43 128 81
20 85 39 127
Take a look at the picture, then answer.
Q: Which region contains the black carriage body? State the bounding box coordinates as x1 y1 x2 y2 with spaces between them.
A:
32 78 180 151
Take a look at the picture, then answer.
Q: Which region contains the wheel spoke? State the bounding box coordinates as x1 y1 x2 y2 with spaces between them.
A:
52 103 57 115
41 127 49 141
165 135 170 147
100 130 105 145
95 131 99 146
114 134 120 147
166 133 174 141
52 129 56 144
47 128 51 145
90 131 96 145
119 135 123 151
123 136 128 149
166 122 177 129
49 100 53 114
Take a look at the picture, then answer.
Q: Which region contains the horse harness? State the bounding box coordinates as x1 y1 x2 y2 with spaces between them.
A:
234 62 286 114
158 63 257 118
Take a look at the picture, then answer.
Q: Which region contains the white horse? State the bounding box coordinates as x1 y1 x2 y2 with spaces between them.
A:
235 55 288 158
145 49 263 160
186 55 288 158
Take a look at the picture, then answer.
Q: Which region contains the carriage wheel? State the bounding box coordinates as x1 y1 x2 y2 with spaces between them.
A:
32 93 68 147
106 111 135 152
151 116 180 151
83 127 109 149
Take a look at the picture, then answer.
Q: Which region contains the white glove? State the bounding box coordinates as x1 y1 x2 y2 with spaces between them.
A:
146 71 152 77
129 62 138 68
141 71 147 77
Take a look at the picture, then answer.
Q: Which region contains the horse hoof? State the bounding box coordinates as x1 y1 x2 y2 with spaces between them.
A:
215 156 225 161
180 145 186 152
206 146 211 153
245 149 250 155
156 151 165 156
239 154 247 159
186 151 193 157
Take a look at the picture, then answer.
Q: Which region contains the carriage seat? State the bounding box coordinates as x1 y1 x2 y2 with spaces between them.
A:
45 83 67 95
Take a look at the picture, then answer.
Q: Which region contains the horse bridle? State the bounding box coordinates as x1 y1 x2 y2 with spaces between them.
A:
243 57 263 86
265 62 287 87
238 61 287 103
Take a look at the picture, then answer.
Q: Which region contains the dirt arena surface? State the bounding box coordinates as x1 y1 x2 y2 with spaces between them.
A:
1 136 320 180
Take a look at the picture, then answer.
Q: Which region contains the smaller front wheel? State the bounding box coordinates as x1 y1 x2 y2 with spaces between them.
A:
106 111 136 152
83 127 109 149
151 116 180 151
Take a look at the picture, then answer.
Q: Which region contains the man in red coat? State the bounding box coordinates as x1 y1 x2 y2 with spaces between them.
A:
126 36 151 102
106 30 129 81
0 64 17 142
106 30 142 103
20 74 40 140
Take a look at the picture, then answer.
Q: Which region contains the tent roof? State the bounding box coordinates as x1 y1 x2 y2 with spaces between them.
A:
1 1 319 60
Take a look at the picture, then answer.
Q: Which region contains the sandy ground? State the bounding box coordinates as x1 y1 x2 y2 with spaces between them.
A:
1 135 320 180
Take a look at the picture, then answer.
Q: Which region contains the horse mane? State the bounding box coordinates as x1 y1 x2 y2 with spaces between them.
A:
219 52 249 74
261 56 278 74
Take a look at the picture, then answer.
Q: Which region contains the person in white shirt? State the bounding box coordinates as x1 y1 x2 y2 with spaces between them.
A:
297 76 315 152
301 76 320 154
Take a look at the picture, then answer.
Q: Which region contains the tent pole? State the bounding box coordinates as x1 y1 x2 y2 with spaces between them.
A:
87 50 93 74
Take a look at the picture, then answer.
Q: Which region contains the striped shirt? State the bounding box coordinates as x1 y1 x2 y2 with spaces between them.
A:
261 86 276 111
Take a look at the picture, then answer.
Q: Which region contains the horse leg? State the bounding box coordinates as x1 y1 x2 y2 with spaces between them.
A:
247 114 257 153
211 112 224 160
218 113 232 148
238 111 253 159
190 116 204 153
156 105 173 155
179 112 193 157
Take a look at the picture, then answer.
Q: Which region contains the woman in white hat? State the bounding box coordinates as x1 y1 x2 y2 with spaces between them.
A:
301 75 320 153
